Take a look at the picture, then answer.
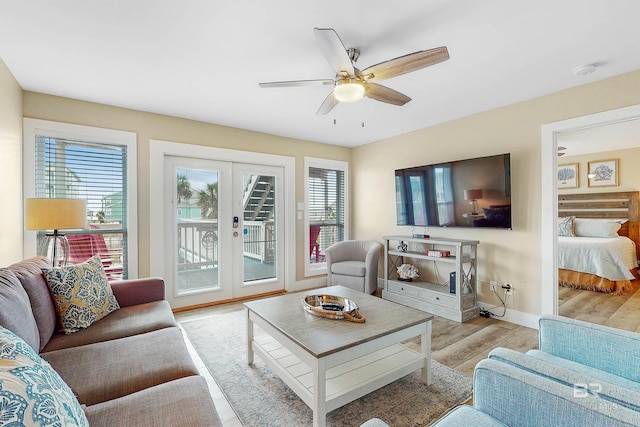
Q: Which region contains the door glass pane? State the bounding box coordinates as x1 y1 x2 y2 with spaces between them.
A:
242 173 276 282
176 168 219 293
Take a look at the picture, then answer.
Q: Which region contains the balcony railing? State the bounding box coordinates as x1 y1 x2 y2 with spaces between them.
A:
177 219 274 273
178 220 218 271
309 223 343 263
38 223 126 280
243 220 275 263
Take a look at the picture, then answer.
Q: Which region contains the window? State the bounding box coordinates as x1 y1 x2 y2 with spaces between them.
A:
304 157 348 276
433 166 454 226
24 119 137 278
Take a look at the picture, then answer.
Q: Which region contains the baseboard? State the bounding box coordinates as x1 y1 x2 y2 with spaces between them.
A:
289 276 326 293
477 300 540 330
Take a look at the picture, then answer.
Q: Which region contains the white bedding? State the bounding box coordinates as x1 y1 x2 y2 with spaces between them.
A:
558 236 638 281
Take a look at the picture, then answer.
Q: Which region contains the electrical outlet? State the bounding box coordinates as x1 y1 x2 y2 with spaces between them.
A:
505 288 514 296
490 281 498 292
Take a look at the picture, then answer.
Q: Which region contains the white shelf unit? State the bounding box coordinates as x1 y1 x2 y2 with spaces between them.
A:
382 235 480 322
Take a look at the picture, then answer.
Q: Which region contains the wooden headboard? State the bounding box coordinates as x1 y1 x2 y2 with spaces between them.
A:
558 191 640 259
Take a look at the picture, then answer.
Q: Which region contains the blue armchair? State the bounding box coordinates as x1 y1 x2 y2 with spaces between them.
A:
362 315 640 427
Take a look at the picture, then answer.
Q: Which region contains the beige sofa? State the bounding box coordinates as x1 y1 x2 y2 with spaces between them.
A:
0 256 221 426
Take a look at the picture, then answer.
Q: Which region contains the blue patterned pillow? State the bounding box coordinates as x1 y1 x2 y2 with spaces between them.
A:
558 216 576 237
0 326 88 426
43 254 120 334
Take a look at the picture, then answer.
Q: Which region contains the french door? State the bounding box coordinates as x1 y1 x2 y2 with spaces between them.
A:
164 156 284 307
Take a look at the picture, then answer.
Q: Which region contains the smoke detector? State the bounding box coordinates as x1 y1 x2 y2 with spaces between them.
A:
573 64 597 76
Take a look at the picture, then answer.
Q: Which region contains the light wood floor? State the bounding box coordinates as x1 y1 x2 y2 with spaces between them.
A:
176 284 640 426
558 280 640 332
175 290 540 426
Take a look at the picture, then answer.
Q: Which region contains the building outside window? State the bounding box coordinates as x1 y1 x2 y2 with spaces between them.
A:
24 119 137 279
304 157 348 276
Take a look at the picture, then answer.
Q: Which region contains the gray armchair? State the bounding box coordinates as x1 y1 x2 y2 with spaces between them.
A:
324 240 381 294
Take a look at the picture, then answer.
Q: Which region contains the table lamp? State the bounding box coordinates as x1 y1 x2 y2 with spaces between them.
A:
463 189 483 215
25 198 87 266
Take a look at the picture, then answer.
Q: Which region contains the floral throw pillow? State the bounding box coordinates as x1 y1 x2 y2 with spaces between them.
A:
43 255 120 334
558 216 575 237
0 326 89 426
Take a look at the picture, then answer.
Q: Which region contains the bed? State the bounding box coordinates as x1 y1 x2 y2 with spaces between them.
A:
558 191 640 295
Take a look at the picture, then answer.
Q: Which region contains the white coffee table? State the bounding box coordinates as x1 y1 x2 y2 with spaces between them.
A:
244 286 433 427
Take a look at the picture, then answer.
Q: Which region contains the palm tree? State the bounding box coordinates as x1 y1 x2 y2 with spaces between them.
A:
177 174 193 204
198 182 219 219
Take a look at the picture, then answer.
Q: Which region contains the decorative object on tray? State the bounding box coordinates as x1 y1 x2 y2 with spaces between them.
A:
302 294 365 323
397 241 408 252
588 158 618 187
397 263 419 282
558 163 579 189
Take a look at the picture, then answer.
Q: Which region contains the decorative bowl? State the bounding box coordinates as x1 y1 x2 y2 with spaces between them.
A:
302 294 358 320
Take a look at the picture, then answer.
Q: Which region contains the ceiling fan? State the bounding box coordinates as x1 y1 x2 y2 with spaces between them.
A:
259 28 450 115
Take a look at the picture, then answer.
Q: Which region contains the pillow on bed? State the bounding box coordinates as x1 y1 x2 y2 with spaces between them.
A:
558 216 575 237
574 218 622 238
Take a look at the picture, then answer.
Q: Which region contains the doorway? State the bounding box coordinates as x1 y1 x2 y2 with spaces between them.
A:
149 141 295 310
164 157 284 307
540 104 640 316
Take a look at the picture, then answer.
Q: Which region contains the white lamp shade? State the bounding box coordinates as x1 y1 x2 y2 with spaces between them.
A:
25 198 87 230
464 189 483 200
334 81 365 103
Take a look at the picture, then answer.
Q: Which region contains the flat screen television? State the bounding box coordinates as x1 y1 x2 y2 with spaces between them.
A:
395 153 511 229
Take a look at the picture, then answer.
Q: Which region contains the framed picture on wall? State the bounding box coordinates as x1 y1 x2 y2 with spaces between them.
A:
558 163 579 189
588 158 619 187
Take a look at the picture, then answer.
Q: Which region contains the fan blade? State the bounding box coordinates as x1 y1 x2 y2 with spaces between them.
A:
314 28 355 76
362 47 449 82
364 83 411 106
259 79 334 88
316 91 339 115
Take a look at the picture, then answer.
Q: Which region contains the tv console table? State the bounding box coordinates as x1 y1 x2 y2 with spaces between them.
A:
382 235 480 322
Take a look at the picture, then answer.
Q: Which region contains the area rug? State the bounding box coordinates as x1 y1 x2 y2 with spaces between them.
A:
181 310 472 427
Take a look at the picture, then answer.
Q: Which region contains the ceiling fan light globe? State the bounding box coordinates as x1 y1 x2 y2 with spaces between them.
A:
334 81 365 102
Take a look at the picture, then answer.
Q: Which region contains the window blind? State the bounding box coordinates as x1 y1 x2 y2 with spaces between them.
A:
35 136 128 278
308 167 345 252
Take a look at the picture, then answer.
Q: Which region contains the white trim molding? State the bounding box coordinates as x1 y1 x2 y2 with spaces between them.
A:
303 156 350 277
22 118 138 278
477 301 541 330
540 104 640 316
149 140 296 294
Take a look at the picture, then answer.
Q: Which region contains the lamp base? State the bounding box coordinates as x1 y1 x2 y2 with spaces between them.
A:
40 231 69 267
470 200 479 216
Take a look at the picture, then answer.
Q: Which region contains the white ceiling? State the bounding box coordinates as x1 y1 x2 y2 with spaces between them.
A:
1 1 639 148
558 118 640 157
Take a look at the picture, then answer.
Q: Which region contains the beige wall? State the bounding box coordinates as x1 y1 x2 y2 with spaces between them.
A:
0 58 24 265
352 70 640 317
559 147 640 194
11 65 640 319
22 92 351 280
